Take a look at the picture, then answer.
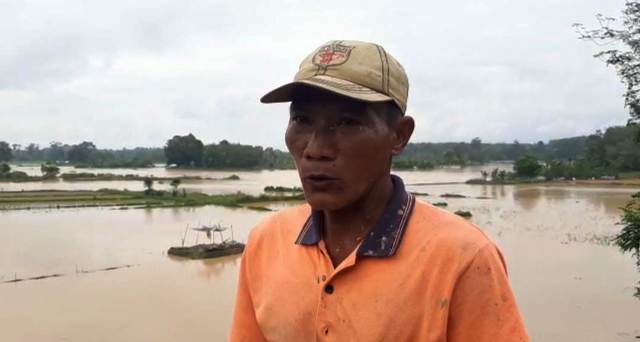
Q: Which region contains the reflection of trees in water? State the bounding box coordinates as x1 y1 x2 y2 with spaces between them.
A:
512 186 634 215
512 187 543 211
477 185 507 201
170 207 184 220
544 187 635 216
143 208 154 222
583 192 634 216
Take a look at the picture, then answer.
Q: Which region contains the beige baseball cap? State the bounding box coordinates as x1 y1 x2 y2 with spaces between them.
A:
260 40 409 113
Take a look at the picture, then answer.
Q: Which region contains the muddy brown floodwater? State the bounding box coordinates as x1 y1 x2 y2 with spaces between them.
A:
1 166 639 341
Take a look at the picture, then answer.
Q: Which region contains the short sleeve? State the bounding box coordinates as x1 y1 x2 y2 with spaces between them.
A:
229 246 267 342
447 243 529 342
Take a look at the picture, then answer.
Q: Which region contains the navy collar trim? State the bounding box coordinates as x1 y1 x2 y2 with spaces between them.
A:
295 175 416 257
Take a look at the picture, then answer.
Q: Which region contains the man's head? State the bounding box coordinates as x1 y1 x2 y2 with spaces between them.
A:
261 40 414 210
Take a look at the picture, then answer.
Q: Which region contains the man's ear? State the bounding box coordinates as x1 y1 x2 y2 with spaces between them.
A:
391 115 415 156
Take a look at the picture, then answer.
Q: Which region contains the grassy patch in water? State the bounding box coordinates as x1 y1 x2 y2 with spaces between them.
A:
454 210 473 218
264 185 303 193
0 189 304 211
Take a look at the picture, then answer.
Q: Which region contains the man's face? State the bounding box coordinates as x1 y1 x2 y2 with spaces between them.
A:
285 94 398 211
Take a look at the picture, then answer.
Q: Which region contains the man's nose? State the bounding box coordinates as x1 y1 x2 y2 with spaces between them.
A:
303 127 337 161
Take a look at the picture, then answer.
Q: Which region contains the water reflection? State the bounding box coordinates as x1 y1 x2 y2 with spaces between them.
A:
168 254 241 281
512 187 543 210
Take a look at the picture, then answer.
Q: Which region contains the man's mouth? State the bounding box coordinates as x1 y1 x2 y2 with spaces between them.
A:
303 173 339 185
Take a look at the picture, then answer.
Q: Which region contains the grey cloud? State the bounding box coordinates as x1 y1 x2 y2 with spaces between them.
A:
0 0 631 149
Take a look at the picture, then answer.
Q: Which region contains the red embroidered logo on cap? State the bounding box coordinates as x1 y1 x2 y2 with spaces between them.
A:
312 42 354 67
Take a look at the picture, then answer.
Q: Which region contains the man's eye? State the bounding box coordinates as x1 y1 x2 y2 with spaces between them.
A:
290 115 310 125
337 117 361 126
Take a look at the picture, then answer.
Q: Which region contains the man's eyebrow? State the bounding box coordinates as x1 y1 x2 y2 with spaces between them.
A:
289 103 306 115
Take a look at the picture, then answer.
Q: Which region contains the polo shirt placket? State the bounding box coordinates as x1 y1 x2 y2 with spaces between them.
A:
313 240 360 340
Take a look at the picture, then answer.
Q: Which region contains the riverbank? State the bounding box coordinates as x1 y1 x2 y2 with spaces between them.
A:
0 172 241 183
466 177 640 187
0 189 303 211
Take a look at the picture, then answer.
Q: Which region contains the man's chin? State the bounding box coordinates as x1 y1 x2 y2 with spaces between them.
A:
305 193 350 212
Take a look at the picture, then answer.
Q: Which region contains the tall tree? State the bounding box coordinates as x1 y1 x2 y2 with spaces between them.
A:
469 137 484 163
164 134 204 167
575 1 640 139
67 141 97 163
0 141 12 162
615 193 640 298
576 0 640 297
513 155 542 178
45 142 66 162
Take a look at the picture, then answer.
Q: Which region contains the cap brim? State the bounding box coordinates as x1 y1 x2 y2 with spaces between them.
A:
260 75 393 104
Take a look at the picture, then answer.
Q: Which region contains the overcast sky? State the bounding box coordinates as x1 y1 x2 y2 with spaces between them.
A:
0 0 629 149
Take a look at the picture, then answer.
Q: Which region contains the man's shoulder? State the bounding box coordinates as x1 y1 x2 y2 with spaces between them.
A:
246 204 311 248
405 198 494 255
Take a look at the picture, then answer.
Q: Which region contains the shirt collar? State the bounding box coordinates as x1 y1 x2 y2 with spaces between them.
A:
294 174 416 257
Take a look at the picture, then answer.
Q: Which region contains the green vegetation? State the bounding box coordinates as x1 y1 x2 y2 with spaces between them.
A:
7 124 640 173
441 193 467 198
201 140 294 169
454 210 472 218
0 164 42 182
60 172 142 181
9 141 162 167
0 163 10 174
513 155 543 178
392 160 434 170
0 189 304 211
246 205 273 211
432 202 448 207
162 135 294 170
74 159 155 168
170 179 182 196
396 125 640 170
0 142 12 162
59 173 212 182
577 0 640 298
470 133 640 184
0 171 35 181
575 3 640 138
40 164 59 179
264 185 303 193
1 169 239 183
143 177 154 195
164 134 204 167
614 193 640 298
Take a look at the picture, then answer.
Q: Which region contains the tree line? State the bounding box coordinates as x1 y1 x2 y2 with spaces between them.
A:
396 125 640 176
2 124 639 173
164 134 294 169
0 141 164 168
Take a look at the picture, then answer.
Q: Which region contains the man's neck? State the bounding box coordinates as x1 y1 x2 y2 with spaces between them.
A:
322 175 394 267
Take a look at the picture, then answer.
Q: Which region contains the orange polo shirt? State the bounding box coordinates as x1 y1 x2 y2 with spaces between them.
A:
231 176 528 341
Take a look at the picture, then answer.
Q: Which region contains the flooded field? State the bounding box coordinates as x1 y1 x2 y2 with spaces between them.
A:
1 167 639 341
2 164 505 194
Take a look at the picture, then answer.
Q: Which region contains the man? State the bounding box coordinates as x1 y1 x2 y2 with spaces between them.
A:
230 40 528 341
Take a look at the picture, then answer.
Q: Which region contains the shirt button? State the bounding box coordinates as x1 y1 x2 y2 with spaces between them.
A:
320 326 329 335
324 284 334 294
